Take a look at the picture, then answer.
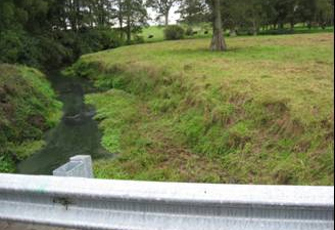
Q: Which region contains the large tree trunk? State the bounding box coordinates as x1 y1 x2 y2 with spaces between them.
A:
75 0 80 31
252 19 258 36
119 16 124 39
290 21 295 31
89 6 93 28
165 12 169 26
210 0 227 51
118 0 124 39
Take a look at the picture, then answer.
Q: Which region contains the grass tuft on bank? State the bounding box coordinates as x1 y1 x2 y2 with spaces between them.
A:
69 33 334 185
0 64 62 172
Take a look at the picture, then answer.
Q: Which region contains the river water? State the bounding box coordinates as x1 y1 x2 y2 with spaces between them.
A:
17 72 110 175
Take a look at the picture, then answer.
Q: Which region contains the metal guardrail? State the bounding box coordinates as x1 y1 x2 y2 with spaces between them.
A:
0 172 334 230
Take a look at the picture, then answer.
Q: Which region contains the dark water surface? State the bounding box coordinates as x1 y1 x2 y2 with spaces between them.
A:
17 72 109 175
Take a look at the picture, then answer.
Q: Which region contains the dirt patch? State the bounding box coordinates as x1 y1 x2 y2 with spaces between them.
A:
264 100 289 115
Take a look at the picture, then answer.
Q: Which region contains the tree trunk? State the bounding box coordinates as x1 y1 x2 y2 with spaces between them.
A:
252 19 258 36
119 17 124 39
118 0 124 39
75 0 80 31
164 3 173 26
210 0 227 51
126 14 131 44
165 12 169 26
290 21 295 31
89 6 93 28
69 0 76 31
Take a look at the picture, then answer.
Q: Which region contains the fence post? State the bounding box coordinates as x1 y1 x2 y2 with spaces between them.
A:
53 155 93 178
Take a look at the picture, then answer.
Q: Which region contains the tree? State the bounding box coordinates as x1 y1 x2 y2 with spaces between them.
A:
123 0 148 43
243 0 265 35
0 0 127 68
315 0 333 27
209 0 227 51
294 0 333 28
116 0 125 38
91 0 116 27
219 0 266 36
177 0 209 26
147 0 178 26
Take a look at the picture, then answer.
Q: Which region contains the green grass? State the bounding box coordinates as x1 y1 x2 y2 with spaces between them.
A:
140 25 334 43
141 25 213 42
69 33 334 185
0 64 62 172
141 26 166 42
259 26 334 35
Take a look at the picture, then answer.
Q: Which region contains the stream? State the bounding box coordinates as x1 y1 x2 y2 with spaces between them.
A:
17 72 110 175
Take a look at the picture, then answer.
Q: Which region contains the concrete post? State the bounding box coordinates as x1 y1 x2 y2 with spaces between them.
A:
53 155 93 178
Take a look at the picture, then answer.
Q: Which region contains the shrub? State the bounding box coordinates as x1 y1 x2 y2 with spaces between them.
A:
76 28 124 52
185 27 194 36
164 25 185 40
0 28 125 69
0 29 41 68
38 34 73 68
133 35 145 44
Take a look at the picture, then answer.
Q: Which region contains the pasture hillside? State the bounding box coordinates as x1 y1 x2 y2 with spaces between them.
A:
69 33 334 185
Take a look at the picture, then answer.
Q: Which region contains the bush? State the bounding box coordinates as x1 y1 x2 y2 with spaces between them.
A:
185 27 194 36
0 28 125 69
38 34 73 68
75 29 125 57
164 25 185 40
0 29 41 68
133 35 145 44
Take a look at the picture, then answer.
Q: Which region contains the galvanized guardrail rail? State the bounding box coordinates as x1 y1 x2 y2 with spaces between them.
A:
0 157 334 230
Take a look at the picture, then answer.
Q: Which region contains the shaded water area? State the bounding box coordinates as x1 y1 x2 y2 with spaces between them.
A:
17 72 110 175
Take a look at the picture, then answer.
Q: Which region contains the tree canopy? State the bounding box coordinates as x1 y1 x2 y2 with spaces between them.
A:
147 0 179 25
179 0 334 34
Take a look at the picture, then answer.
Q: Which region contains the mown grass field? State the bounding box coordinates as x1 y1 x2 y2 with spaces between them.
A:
0 64 62 172
69 33 334 185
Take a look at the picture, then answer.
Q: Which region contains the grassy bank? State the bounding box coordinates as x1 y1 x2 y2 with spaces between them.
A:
69 33 334 185
0 64 62 172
